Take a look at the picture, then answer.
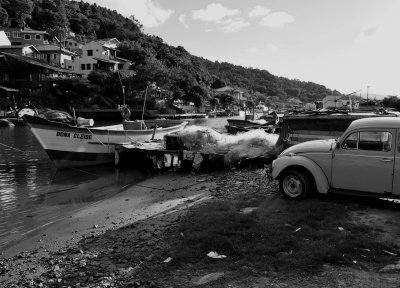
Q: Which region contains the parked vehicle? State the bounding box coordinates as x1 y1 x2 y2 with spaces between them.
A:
272 117 400 199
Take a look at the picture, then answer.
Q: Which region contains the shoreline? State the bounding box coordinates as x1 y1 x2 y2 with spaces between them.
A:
0 171 215 259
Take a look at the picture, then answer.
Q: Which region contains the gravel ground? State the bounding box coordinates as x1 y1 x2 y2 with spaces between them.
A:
0 167 276 288
2 166 399 288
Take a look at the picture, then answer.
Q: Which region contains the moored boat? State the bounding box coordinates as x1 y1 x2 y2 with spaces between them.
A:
278 111 397 147
24 114 188 168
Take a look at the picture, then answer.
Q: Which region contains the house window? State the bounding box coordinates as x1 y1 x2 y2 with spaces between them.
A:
81 64 85 70
74 43 77 46
35 34 41 40
53 54 57 59
86 63 91 70
5 32 10 37
87 50 93 56
24 34 31 40
12 31 21 38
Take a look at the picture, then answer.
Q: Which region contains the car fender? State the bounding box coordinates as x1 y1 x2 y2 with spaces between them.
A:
272 155 329 194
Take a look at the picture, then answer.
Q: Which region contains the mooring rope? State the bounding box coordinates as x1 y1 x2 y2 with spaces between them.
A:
85 127 107 147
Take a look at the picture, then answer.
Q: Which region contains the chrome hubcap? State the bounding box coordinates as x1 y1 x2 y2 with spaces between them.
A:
283 175 303 197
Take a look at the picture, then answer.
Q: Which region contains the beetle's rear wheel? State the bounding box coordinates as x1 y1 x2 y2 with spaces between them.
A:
279 169 312 200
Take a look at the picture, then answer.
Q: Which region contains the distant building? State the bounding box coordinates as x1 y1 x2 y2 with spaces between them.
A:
66 38 132 77
0 27 49 46
0 45 38 57
61 38 83 53
0 31 11 46
35 44 76 68
213 86 246 102
0 52 81 89
322 95 359 110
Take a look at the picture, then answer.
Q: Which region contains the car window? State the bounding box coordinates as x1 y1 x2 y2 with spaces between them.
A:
342 132 358 149
359 131 392 151
342 131 392 152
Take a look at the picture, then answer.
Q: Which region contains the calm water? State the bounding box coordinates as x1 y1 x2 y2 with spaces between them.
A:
0 116 234 249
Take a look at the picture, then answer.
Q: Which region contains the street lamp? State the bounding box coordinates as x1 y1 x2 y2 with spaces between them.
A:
366 85 370 102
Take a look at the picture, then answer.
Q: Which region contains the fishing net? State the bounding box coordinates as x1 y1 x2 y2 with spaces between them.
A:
174 125 279 162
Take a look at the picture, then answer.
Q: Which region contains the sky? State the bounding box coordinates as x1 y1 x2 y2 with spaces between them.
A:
84 0 400 97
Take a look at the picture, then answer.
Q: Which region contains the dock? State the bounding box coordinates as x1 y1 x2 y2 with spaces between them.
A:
114 138 233 171
158 113 208 119
114 140 182 170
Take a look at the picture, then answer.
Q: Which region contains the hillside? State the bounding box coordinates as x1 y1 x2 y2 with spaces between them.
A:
0 0 338 107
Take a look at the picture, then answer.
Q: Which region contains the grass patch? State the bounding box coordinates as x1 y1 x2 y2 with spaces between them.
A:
170 196 399 274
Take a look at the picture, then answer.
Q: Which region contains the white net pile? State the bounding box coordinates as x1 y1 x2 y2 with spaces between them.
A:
175 125 280 163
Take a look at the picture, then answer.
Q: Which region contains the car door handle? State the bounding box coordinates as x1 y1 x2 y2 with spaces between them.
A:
380 158 393 162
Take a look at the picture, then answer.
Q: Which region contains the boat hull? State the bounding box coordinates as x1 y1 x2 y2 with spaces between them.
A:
25 115 187 168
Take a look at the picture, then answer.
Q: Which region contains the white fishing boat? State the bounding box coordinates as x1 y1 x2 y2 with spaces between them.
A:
24 114 188 168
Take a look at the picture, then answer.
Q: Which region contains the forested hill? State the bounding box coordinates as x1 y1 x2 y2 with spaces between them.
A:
0 0 338 103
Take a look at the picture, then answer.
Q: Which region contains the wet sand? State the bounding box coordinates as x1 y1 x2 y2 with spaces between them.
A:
1 171 215 259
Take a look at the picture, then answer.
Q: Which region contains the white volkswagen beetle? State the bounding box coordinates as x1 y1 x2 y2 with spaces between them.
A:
272 117 400 199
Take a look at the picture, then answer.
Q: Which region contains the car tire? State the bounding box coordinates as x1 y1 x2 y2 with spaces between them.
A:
279 169 312 200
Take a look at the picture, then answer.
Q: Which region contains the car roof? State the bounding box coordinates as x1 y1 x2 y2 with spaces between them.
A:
349 117 400 130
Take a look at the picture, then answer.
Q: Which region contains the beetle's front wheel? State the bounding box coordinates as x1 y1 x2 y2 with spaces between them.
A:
279 169 312 199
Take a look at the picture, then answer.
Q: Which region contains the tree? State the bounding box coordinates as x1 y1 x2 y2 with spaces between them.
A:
0 6 8 26
208 97 219 110
215 93 234 108
183 85 208 108
12 0 33 27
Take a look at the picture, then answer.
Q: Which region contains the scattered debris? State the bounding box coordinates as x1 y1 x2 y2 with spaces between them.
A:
383 250 397 256
163 257 172 263
207 251 227 259
193 272 225 286
239 207 258 214
338 227 345 231
294 227 302 233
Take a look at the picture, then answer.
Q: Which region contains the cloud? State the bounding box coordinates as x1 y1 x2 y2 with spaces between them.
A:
178 13 189 28
355 23 380 43
266 43 279 52
128 0 174 27
245 47 260 53
191 3 240 23
248 5 271 18
245 44 279 53
222 18 250 32
259 11 294 28
83 0 174 27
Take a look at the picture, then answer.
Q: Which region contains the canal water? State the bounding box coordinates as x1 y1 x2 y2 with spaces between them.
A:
0 117 235 249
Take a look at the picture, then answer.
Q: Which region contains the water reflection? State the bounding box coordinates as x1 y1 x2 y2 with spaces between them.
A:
0 125 149 247
0 117 233 247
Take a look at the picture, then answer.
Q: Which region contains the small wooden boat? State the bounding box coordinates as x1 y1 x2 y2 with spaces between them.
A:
0 118 15 127
226 115 277 135
24 114 188 168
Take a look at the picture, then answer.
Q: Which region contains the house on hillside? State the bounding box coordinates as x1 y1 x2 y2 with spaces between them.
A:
35 45 76 68
0 52 81 89
62 38 83 54
0 27 49 46
213 86 246 103
66 38 132 77
0 31 10 46
0 45 39 57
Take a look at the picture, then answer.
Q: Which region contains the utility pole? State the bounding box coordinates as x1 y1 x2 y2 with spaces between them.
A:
367 85 370 102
